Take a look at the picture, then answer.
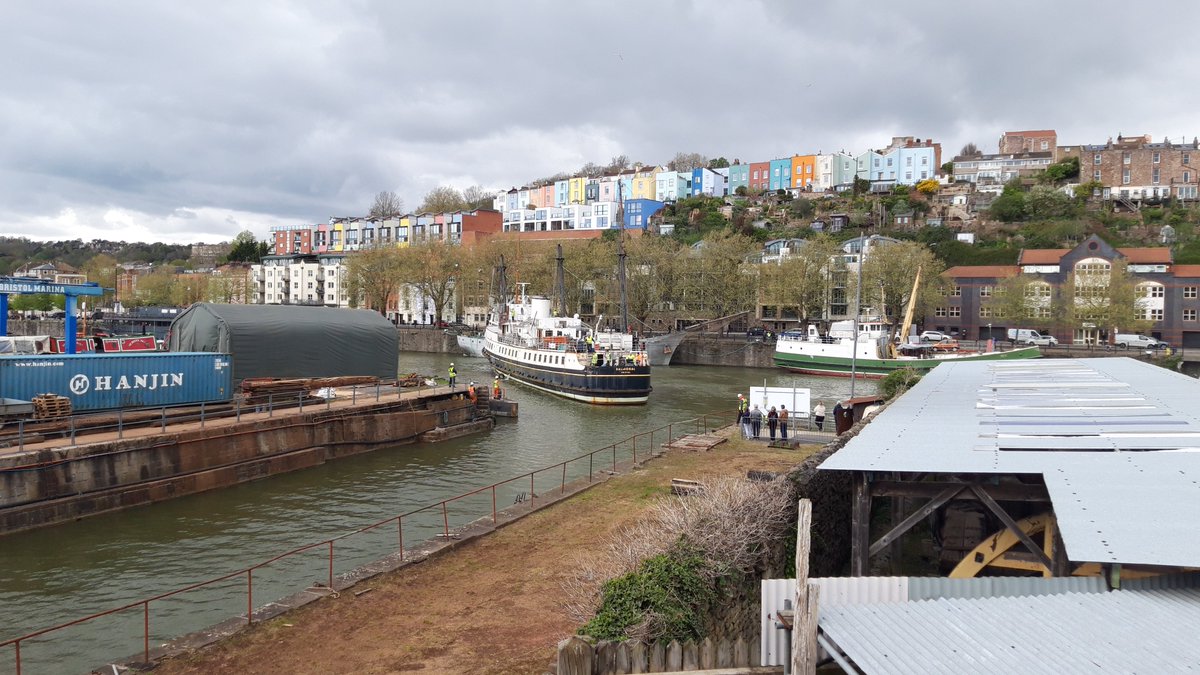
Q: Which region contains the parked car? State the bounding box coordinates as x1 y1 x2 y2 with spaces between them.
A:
1113 333 1164 349
919 331 951 343
747 326 766 342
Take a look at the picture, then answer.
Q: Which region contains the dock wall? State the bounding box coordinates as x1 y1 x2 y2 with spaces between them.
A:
0 394 484 535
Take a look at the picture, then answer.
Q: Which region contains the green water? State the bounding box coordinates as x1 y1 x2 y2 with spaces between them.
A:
0 353 876 673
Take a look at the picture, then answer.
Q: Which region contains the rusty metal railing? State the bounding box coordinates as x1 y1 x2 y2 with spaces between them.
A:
0 412 730 673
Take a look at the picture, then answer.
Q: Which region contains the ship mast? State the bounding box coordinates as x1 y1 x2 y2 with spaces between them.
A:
497 255 508 334
617 180 629 332
555 244 568 318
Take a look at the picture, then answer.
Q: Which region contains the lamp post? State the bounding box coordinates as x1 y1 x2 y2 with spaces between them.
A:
849 236 864 399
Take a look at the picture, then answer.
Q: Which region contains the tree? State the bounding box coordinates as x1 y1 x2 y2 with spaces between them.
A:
959 142 981 157
790 197 814 219
346 245 405 314
461 185 492 210
419 186 468 213
734 185 748 196
674 232 757 317
579 162 605 178
226 230 267 263
987 274 1045 327
758 235 841 322
81 253 119 305
1026 185 1078 220
396 240 460 323
369 190 405 219
708 157 730 169
859 241 946 322
607 155 630 173
1042 156 1080 183
941 161 955 176
130 269 178 307
1061 259 1151 339
669 152 708 173
989 180 1028 222
1074 181 1103 200
852 176 870 196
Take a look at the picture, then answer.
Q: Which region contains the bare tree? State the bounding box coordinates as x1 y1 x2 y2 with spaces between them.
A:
419 186 468 213
579 162 605 178
346 245 404 313
461 185 492 210
606 154 630 172
669 152 708 172
959 142 982 158
368 190 404 219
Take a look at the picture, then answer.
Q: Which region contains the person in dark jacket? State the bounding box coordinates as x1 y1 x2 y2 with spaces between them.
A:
748 405 763 439
767 406 779 440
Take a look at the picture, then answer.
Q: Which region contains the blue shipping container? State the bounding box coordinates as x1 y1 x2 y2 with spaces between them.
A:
0 352 233 412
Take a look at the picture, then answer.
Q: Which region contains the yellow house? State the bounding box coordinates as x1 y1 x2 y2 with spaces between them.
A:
331 221 345 252
631 167 658 200
791 155 817 189
568 177 587 204
396 216 412 246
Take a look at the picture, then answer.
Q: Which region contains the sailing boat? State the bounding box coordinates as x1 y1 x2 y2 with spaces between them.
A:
772 267 1042 378
481 247 651 404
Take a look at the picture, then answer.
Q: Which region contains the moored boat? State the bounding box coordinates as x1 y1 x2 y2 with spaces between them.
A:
455 333 486 358
773 319 1041 378
483 287 651 404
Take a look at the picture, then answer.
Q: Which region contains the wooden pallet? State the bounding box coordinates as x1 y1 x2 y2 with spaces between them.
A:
33 394 72 420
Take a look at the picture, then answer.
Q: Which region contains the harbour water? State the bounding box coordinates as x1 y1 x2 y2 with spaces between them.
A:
0 353 876 673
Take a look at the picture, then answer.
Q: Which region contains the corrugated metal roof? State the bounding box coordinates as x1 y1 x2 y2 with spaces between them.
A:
820 588 1200 674
761 577 1108 667
819 358 1200 567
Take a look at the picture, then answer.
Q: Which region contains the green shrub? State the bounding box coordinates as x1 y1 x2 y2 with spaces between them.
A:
880 367 923 400
580 546 719 642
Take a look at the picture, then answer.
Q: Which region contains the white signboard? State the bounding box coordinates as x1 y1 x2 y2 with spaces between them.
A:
749 386 811 420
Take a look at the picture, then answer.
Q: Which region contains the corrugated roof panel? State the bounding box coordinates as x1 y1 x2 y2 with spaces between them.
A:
820 589 1200 674
818 358 1200 567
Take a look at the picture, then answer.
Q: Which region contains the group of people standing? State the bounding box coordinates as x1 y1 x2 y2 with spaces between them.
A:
736 394 831 441
736 394 792 441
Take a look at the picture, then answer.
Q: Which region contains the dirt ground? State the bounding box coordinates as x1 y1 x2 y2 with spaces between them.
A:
155 429 815 675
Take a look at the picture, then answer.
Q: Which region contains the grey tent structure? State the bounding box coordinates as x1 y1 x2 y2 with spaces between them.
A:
167 303 398 383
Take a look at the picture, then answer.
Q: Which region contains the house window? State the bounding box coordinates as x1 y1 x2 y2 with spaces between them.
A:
1184 153 1191 165
905 172 912 180
887 158 894 166
1094 170 1102 182
1146 308 1164 321
1094 153 1102 165
921 156 928 165
1123 152 1131 165
1185 309 1198 322
1144 284 1165 298
1041 141 1049 150
1185 171 1192 183
980 286 993 298
1153 168 1160 184
948 307 961 317
1186 287 1199 298
951 285 961 297
1123 169 1131 185
1153 152 1161 164
979 306 993 318
935 307 948 317
1034 307 1052 318
906 157 913 166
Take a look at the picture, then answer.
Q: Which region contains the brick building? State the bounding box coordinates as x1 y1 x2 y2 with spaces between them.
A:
1058 134 1200 202
926 235 1200 349
999 130 1058 158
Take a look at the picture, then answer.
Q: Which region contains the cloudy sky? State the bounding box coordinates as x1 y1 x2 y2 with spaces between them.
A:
3 1 1198 245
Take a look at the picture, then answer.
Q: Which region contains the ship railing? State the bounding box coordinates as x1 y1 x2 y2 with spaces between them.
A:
0 411 732 674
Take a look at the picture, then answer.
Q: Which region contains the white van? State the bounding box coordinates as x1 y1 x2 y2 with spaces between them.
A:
1007 328 1058 346
1113 333 1163 349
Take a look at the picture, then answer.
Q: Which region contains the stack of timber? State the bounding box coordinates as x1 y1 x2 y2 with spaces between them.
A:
240 376 379 403
32 394 72 420
397 372 428 388
661 433 726 452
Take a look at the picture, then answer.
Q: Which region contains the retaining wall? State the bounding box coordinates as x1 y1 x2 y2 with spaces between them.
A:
0 395 481 535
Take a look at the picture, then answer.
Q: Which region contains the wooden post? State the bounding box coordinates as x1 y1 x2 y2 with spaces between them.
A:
798 582 820 674
792 499 813 674
851 472 871 576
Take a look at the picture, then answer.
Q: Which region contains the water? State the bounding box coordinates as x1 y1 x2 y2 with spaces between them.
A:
0 352 876 673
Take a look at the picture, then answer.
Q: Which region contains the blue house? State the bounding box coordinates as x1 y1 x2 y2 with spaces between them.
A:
623 199 665 229
727 164 750 193
769 158 792 191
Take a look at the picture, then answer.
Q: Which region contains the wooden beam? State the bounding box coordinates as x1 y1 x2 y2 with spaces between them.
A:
792 500 813 675
969 484 1054 572
868 485 965 558
871 480 1049 502
851 473 870 576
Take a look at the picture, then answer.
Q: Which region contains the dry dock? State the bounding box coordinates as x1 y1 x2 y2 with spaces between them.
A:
0 385 510 535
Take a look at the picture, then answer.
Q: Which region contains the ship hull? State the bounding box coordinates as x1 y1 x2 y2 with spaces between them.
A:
486 349 650 404
772 345 1041 378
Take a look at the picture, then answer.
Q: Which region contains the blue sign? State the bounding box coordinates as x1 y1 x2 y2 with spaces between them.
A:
0 280 105 296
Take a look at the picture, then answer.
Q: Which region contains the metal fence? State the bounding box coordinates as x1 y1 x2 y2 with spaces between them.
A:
0 412 728 674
